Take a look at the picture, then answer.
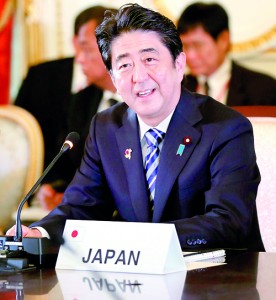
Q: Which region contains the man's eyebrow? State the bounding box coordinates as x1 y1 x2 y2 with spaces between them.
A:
116 53 129 63
140 47 158 54
115 48 159 63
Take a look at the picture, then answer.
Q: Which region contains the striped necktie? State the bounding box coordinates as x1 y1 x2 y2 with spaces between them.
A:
144 128 165 208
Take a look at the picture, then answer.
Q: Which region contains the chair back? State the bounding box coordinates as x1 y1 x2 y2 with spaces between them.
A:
0 105 44 232
232 106 276 252
231 106 276 117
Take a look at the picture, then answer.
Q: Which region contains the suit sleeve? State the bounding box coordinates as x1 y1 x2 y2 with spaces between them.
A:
30 115 116 237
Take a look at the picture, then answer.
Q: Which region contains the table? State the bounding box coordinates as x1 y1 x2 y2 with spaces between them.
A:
0 251 275 299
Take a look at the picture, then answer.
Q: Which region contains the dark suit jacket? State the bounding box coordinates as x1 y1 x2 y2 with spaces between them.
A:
15 57 103 187
32 89 264 251
183 61 276 105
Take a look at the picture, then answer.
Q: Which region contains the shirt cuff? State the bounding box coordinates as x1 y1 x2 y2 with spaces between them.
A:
31 226 50 239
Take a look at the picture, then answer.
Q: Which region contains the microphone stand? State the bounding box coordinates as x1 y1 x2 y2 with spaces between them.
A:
0 132 79 269
14 144 70 242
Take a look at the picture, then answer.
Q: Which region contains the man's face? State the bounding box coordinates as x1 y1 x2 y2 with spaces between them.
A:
180 26 229 76
110 30 186 126
73 20 108 85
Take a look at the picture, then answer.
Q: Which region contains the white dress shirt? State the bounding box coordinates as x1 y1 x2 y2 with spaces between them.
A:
197 57 231 104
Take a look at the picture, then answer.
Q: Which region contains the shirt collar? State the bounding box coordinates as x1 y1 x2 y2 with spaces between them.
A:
101 90 122 103
207 56 231 88
137 111 174 141
197 57 231 103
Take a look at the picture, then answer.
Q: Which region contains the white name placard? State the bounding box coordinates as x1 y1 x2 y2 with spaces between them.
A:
55 220 186 274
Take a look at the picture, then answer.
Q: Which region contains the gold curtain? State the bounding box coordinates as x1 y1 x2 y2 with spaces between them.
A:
24 0 44 66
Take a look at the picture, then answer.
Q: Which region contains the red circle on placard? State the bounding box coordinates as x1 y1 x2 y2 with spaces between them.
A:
71 230 78 238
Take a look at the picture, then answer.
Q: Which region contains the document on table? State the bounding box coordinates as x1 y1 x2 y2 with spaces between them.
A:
183 249 226 270
183 249 226 262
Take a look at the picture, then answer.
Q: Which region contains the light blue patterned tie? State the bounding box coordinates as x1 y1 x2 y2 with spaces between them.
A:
144 128 165 208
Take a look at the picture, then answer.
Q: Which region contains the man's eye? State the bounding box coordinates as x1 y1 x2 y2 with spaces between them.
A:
145 57 158 64
119 63 130 70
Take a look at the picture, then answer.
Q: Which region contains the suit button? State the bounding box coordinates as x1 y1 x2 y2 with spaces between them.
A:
187 239 193 245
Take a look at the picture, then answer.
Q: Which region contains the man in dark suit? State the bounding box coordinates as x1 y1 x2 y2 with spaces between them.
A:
15 6 118 209
7 4 264 251
177 2 276 105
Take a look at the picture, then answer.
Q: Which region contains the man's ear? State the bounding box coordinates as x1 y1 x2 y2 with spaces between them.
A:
109 70 120 95
72 36 78 50
175 52 186 81
109 70 115 84
217 30 230 52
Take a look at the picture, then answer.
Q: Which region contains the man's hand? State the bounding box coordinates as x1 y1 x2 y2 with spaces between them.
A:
6 225 42 238
37 184 64 211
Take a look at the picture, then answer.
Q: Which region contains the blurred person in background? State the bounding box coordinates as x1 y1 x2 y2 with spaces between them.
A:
15 6 119 211
177 2 276 105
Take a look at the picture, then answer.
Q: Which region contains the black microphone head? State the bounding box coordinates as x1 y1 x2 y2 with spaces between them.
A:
66 132 80 146
61 132 80 152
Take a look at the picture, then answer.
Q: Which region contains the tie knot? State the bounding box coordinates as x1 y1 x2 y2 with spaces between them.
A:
145 128 165 147
204 80 209 96
108 98 118 106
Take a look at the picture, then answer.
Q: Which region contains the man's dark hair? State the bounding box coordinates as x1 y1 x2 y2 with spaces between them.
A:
74 6 117 35
177 2 229 40
95 3 183 71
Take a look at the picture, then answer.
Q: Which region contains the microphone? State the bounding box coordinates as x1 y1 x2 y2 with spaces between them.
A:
0 132 80 269
14 131 80 242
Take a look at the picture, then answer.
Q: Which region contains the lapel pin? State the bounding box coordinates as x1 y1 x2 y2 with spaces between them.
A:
176 144 185 156
183 136 192 145
176 136 192 156
125 148 132 160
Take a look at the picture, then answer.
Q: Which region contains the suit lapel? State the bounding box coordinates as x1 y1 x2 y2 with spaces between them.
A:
153 92 202 222
227 62 245 106
115 108 150 222
114 91 203 223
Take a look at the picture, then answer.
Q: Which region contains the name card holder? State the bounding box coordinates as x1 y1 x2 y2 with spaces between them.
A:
55 220 186 274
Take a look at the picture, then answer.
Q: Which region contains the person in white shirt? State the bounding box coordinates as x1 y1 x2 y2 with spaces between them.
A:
177 2 276 106
15 6 120 211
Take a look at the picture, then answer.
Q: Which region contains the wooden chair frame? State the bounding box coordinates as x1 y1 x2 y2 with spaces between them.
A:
0 105 44 209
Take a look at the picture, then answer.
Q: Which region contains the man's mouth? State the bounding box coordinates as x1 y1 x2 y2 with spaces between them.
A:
137 89 155 97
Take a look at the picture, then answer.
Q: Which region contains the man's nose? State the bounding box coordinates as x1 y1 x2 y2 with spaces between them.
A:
132 63 149 83
183 46 197 60
75 50 85 64
184 43 202 61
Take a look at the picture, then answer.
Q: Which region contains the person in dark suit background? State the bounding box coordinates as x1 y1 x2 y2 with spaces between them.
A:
177 2 276 106
7 3 264 251
15 6 119 210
